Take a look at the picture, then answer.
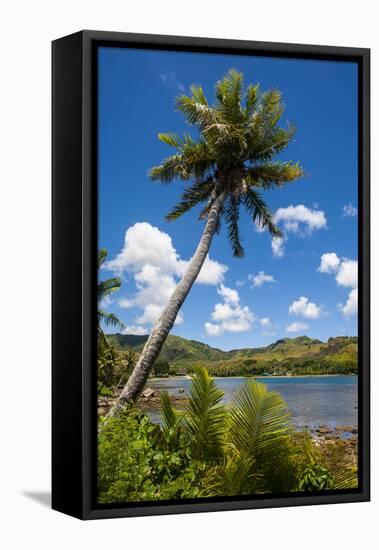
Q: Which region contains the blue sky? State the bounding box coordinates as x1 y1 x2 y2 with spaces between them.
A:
98 46 358 350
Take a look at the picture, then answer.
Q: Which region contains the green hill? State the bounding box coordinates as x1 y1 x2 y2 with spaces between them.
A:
107 333 226 362
106 333 358 376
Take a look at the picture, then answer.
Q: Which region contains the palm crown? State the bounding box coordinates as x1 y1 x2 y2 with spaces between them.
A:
150 69 303 257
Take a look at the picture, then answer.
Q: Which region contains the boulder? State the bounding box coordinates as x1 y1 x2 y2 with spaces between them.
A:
317 426 332 434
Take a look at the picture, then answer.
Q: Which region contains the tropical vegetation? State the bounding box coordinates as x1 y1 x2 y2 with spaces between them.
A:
98 369 357 503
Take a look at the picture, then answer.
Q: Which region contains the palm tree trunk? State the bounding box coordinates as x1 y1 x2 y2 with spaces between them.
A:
107 191 227 416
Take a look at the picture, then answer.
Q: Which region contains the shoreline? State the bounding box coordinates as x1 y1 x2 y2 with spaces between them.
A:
149 373 357 382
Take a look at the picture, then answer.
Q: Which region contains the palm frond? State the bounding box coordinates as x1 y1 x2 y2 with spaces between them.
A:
180 140 215 180
223 195 244 257
160 391 180 435
250 124 297 161
228 380 291 455
157 132 185 147
245 83 260 117
332 460 358 489
165 177 215 221
215 69 244 124
259 89 283 118
97 277 121 302
98 248 108 269
183 367 226 461
190 84 208 105
98 310 125 330
246 161 303 189
204 451 257 497
227 380 294 491
176 95 216 128
149 153 191 183
243 189 282 237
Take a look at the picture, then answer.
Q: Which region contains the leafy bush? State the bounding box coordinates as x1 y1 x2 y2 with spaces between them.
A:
298 464 333 490
98 409 205 503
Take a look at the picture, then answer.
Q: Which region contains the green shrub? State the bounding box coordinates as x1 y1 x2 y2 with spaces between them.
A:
98 409 204 503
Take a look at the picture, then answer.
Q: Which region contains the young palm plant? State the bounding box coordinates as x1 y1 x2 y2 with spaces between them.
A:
160 369 299 496
205 378 297 496
110 69 303 411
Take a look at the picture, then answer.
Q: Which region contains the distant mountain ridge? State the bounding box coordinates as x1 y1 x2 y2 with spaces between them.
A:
107 333 358 376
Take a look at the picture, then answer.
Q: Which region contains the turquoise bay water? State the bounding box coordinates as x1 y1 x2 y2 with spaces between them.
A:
149 375 358 430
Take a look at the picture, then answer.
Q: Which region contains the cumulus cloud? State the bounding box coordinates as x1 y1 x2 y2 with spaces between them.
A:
339 288 358 317
273 204 327 235
106 222 227 329
218 284 239 305
318 252 358 316
269 204 327 257
249 271 277 288
335 260 358 289
289 296 321 319
343 203 357 217
272 236 286 258
205 285 254 336
260 317 272 328
286 322 310 333
318 252 341 274
121 325 148 336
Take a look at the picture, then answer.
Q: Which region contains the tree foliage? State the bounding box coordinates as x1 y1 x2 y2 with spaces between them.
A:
150 69 303 257
97 249 125 331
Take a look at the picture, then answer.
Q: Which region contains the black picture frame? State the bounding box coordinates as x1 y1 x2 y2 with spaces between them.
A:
52 30 370 520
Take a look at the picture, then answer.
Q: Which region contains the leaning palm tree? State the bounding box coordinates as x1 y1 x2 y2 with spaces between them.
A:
110 69 303 412
98 248 125 332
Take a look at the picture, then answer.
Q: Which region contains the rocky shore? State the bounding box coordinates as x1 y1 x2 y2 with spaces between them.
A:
98 388 357 446
97 386 188 416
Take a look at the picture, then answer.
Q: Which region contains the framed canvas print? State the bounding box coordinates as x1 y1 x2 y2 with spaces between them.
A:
52 30 370 520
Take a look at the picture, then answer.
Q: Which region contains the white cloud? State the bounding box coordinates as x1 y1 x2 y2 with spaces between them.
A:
236 279 245 287
289 296 321 319
217 284 239 305
335 259 358 289
106 222 227 329
260 317 271 328
205 285 254 336
270 204 327 257
204 322 222 337
286 322 310 333
249 271 277 288
273 204 327 235
318 252 341 274
191 257 228 285
121 325 148 336
343 203 357 217
272 236 286 258
318 252 358 317
338 288 358 317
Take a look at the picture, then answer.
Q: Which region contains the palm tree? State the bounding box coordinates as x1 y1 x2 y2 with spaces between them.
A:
110 69 303 411
97 248 125 331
